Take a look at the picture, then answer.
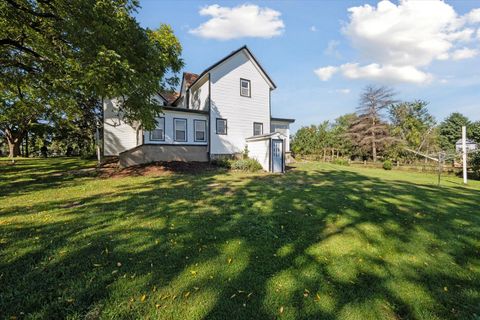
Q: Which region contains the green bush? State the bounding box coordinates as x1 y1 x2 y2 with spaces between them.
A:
471 152 480 177
383 160 393 170
230 158 263 172
211 158 231 169
332 159 350 166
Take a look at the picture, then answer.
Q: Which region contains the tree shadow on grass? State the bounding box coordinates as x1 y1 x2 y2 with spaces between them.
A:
1 164 479 319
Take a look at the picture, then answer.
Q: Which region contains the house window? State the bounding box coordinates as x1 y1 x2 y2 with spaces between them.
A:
253 122 263 136
174 118 187 142
194 119 207 142
150 117 165 141
216 118 227 135
240 78 251 97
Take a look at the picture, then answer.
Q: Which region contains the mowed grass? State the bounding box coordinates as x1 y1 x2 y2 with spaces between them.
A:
1 158 479 320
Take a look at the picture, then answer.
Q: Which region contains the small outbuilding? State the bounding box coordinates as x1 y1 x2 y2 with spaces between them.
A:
246 132 287 173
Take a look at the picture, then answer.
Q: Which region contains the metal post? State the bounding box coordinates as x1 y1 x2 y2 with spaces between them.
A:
437 152 441 186
95 121 101 166
462 126 467 184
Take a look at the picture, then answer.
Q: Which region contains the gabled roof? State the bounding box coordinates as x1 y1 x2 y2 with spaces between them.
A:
170 46 276 106
184 72 199 87
246 132 286 142
158 91 180 104
188 45 277 90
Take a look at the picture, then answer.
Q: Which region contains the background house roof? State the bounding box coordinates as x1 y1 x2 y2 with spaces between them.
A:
159 91 180 104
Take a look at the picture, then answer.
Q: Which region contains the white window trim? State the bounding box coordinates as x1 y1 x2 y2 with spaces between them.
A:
174 118 187 142
216 118 227 135
253 122 263 136
240 78 251 97
194 119 207 142
150 117 165 141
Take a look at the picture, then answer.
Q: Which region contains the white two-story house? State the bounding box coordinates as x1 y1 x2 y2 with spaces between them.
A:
103 46 294 172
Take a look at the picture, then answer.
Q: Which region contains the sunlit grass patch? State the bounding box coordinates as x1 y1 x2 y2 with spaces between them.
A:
1 158 479 319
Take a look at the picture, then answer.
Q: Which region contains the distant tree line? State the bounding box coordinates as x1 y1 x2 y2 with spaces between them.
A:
291 86 480 165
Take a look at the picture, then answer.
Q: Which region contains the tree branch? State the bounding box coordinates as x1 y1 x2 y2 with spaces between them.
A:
5 0 57 19
0 38 42 58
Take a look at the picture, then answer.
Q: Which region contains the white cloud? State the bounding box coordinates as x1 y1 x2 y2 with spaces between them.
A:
451 47 479 60
314 66 338 81
324 40 341 58
316 0 480 84
336 89 351 94
189 4 284 40
339 63 432 84
310 26 317 32
466 8 480 24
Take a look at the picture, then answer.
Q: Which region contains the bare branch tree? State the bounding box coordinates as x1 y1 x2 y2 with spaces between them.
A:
348 85 398 162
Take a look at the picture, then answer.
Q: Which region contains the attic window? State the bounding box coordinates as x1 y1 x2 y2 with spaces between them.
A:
240 79 251 97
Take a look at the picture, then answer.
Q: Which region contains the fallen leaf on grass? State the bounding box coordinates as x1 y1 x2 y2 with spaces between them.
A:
279 306 284 314
184 291 190 298
140 294 147 302
227 258 233 264
314 293 321 301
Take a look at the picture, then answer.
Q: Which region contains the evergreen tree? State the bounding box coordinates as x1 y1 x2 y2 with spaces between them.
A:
348 86 397 162
438 113 471 151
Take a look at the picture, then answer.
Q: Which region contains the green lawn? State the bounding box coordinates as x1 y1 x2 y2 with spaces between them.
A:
1 158 479 320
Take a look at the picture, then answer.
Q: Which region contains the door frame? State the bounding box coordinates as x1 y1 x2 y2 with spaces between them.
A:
271 138 285 173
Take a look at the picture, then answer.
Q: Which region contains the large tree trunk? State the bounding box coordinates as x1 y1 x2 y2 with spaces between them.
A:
25 131 29 157
5 128 24 158
8 141 21 158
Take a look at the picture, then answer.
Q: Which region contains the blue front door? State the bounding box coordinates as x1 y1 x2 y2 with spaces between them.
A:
272 139 283 173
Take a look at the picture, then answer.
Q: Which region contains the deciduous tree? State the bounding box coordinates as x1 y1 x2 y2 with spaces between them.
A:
0 0 183 157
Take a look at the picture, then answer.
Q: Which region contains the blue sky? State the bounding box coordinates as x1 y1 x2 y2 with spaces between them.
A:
135 0 480 132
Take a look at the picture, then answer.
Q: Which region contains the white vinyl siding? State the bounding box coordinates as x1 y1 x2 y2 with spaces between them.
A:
246 139 269 171
144 110 207 145
103 98 139 156
189 76 210 110
210 51 271 155
271 120 291 152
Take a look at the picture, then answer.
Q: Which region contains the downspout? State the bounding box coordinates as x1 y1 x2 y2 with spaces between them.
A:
208 73 212 161
269 88 272 133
